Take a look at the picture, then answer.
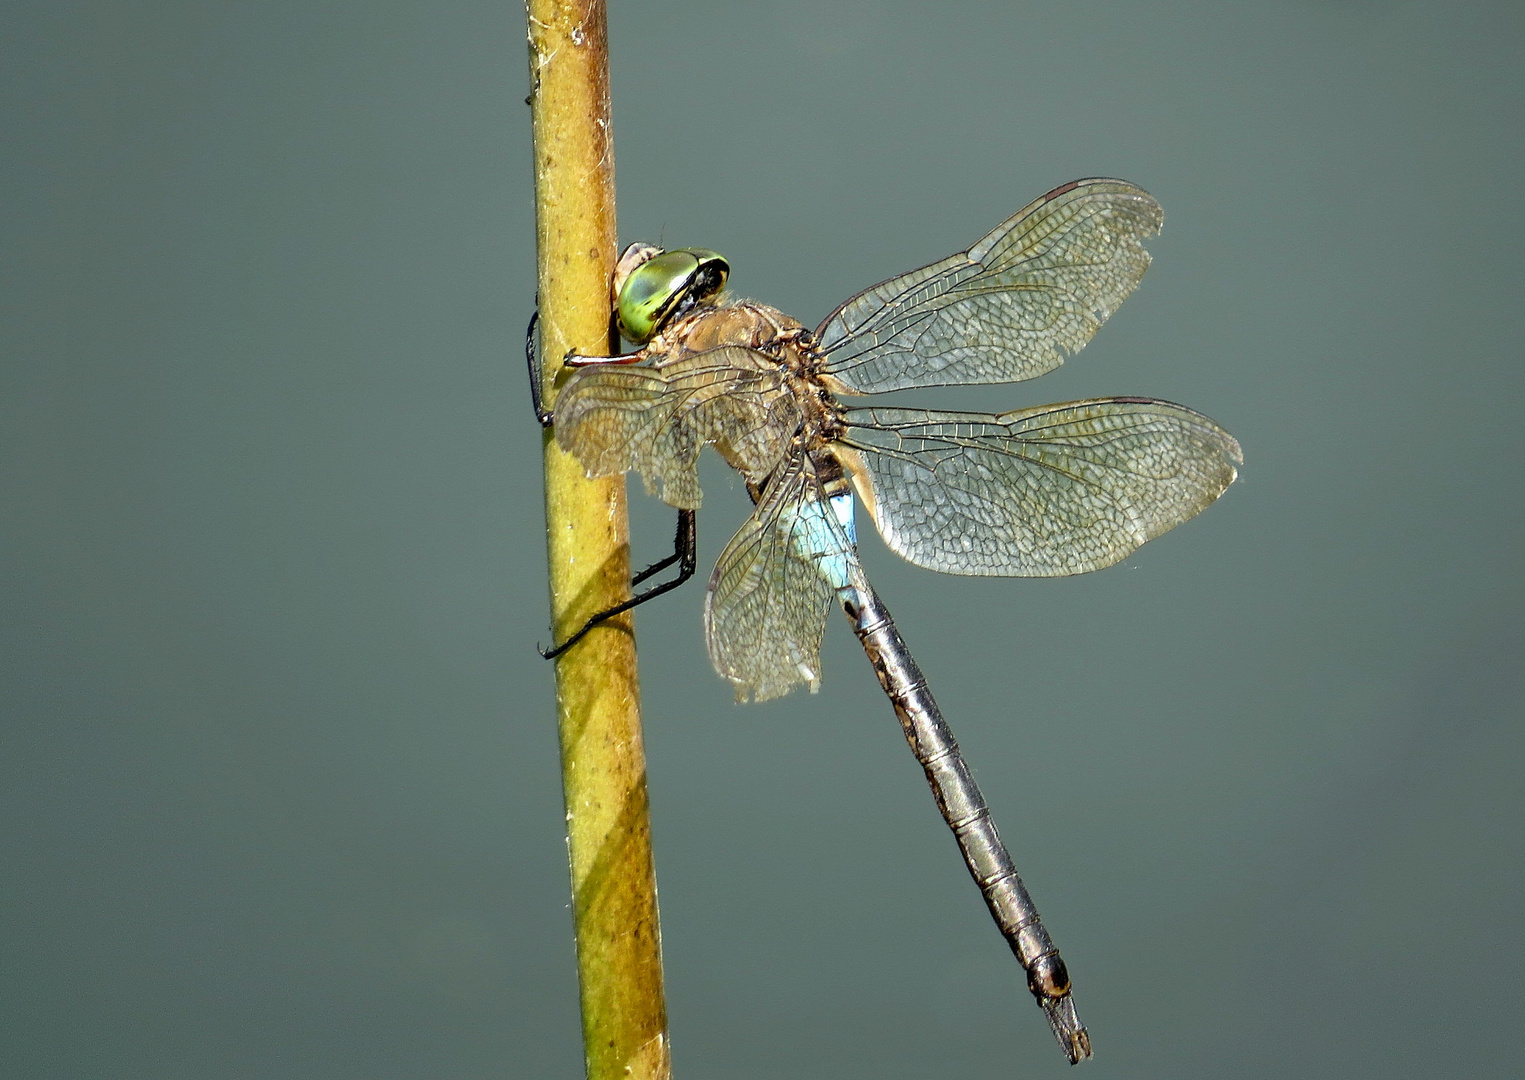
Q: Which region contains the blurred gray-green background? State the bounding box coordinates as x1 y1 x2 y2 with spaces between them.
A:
4 2 1522 1077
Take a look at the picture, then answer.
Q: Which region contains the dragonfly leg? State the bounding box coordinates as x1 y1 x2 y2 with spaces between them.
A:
541 509 697 659
526 307 646 428
525 309 553 428
563 351 646 367
630 508 697 587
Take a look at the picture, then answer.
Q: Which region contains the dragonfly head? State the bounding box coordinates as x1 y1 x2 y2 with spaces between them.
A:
612 242 730 345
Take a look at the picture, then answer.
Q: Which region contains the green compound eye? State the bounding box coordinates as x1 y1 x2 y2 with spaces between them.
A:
614 247 729 344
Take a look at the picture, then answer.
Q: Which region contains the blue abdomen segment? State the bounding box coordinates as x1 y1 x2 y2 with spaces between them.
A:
790 490 859 591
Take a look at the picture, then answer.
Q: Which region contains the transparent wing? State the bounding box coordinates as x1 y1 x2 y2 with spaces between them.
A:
704 456 856 702
838 399 1241 576
815 179 1163 393
554 346 801 508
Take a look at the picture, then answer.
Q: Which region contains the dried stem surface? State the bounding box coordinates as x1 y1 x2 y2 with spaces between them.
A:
526 2 669 1076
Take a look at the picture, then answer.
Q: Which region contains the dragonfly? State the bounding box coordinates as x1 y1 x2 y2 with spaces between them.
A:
529 178 1241 1063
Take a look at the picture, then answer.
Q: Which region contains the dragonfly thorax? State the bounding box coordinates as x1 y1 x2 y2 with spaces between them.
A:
650 296 801 355
653 299 847 446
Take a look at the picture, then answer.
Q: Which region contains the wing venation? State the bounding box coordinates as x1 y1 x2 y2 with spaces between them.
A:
816 179 1163 393
554 346 801 508
705 456 856 701
839 399 1241 576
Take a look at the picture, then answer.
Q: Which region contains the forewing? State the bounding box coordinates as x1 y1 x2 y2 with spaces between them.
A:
704 457 853 702
840 400 1241 576
816 179 1163 393
554 346 800 508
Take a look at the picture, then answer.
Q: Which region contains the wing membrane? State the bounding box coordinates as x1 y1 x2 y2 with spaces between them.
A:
839 399 1241 576
704 456 857 702
816 179 1163 393
554 346 801 508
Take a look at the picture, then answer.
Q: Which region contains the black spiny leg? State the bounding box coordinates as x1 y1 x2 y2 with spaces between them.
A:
526 309 553 427
540 509 697 659
526 308 699 659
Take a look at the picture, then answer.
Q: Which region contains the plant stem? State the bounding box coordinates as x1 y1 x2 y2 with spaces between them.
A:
526 3 670 1077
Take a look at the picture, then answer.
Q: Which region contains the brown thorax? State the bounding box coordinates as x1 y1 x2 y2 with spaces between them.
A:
647 297 848 449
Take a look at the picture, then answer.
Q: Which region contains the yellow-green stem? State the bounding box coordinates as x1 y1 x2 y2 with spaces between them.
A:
526 2 670 1077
